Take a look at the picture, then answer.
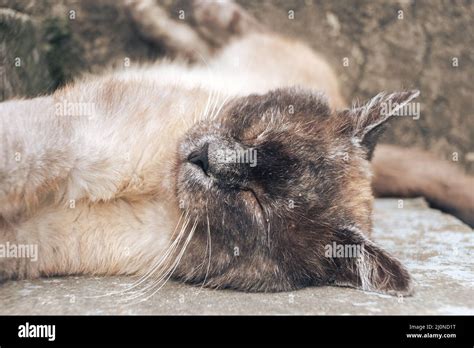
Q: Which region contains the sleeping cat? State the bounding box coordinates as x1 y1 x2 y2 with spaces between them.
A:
0 0 472 296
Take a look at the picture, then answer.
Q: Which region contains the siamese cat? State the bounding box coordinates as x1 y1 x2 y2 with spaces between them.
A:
0 0 472 296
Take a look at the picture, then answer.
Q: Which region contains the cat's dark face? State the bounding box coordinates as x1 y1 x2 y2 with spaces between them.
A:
173 87 419 295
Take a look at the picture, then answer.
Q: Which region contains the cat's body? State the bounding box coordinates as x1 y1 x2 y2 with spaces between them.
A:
0 1 472 295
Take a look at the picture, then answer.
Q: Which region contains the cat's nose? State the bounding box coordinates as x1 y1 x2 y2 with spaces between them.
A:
187 143 209 174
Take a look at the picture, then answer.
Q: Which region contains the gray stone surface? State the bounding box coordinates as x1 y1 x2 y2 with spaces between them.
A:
0 198 472 315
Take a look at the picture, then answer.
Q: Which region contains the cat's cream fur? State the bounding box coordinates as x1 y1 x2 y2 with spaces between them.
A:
0 32 345 279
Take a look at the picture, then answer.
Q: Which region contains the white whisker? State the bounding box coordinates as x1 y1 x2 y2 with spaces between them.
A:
86 210 189 299
118 214 194 302
212 93 231 121
134 217 199 303
199 212 212 291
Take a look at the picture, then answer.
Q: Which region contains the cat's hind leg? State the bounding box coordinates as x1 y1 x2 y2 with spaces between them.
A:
125 0 212 61
190 0 264 48
124 0 264 61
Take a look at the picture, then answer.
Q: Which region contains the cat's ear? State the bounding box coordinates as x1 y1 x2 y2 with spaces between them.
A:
338 90 420 159
323 227 413 296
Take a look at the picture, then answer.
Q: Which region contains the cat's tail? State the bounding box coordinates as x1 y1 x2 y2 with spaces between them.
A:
371 144 474 227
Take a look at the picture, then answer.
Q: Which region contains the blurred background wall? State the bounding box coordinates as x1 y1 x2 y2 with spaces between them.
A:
1 0 473 172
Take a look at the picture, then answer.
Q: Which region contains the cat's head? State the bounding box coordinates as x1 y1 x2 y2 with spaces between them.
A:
173 87 419 295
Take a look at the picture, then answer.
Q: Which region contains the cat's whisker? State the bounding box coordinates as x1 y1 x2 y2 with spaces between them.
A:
118 212 198 302
206 92 218 122
201 88 215 122
117 213 190 296
117 214 193 302
128 217 198 304
192 52 222 123
197 210 212 293
211 93 231 121
209 89 221 120
87 210 189 299
178 104 193 128
114 211 192 300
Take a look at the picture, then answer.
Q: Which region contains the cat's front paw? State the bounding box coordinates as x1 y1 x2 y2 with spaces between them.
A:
0 260 20 284
0 269 13 284
0 257 39 283
0 227 40 283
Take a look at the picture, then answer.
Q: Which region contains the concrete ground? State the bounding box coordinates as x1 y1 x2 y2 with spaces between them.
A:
0 198 472 315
